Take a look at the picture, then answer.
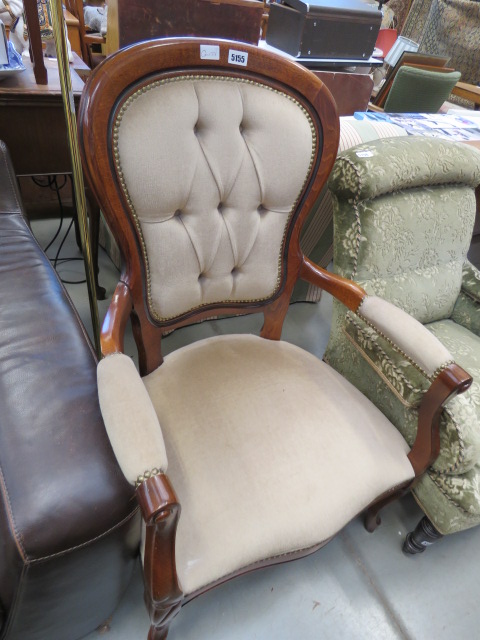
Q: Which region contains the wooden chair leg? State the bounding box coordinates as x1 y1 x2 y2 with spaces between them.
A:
403 516 443 554
364 506 382 533
364 480 412 533
147 621 170 640
137 475 183 640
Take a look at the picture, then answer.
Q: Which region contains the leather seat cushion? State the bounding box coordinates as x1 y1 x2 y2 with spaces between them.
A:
142 334 414 595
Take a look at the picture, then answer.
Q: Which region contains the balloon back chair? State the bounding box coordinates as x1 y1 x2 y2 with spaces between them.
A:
78 39 471 639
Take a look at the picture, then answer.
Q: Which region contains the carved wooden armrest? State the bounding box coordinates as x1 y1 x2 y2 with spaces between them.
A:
100 281 133 356
300 256 366 312
300 256 473 475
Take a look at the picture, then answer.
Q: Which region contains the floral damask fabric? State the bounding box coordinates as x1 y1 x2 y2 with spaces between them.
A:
414 465 480 535
328 303 480 477
326 136 480 534
439 263 480 336
329 136 480 202
329 138 478 324
344 312 430 407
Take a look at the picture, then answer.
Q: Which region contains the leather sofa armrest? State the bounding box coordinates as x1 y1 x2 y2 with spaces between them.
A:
0 140 26 219
0 140 139 639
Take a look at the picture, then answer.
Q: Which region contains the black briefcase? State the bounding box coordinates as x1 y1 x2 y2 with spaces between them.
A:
266 0 382 60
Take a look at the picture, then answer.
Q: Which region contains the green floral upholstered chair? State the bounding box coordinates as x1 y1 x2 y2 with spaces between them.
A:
325 135 480 552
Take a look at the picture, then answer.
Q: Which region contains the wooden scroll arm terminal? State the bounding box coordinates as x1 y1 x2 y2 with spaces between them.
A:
409 364 472 476
100 281 133 355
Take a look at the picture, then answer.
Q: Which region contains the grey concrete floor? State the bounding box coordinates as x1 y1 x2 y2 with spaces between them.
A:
31 218 480 640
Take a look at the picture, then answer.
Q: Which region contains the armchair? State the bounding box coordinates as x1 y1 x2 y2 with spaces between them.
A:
78 40 471 638
325 136 480 552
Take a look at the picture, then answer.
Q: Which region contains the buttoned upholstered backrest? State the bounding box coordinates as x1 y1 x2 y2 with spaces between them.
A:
114 76 315 321
328 136 480 324
79 38 339 337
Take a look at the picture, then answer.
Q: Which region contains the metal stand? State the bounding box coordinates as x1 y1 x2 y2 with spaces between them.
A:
49 0 101 356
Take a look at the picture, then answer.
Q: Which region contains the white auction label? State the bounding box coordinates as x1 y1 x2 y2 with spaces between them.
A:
356 150 374 158
200 44 220 60
228 49 248 67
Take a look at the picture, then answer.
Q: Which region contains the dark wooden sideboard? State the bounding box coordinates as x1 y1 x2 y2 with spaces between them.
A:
0 56 104 297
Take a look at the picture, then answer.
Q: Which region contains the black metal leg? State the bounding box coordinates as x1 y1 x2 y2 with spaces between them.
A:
403 516 443 554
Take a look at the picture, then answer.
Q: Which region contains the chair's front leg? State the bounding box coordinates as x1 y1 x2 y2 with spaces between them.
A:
137 474 183 640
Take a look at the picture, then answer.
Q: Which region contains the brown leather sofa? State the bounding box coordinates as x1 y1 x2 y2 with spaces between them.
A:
0 141 140 640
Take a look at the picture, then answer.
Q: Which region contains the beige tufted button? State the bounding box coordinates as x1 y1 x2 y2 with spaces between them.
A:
218 203 223 213
174 209 182 218
198 273 206 282
231 267 239 276
257 205 266 214
239 124 244 134
193 124 199 135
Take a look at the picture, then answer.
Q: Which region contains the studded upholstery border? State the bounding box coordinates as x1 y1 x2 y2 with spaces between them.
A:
113 75 316 322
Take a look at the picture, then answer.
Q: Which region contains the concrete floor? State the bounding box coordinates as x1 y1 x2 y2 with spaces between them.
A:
31 218 480 640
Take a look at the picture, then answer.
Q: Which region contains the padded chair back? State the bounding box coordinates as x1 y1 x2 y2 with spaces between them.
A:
79 38 338 370
383 66 461 113
328 136 480 324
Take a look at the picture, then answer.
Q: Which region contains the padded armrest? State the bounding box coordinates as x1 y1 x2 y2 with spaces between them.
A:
355 295 471 474
357 296 453 379
98 353 168 486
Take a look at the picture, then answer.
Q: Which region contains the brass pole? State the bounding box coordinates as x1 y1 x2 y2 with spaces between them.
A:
49 0 101 356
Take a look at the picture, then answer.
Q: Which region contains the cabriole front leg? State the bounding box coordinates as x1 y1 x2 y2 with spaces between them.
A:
137 474 183 640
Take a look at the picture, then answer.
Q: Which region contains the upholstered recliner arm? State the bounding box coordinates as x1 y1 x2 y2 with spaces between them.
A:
300 256 472 475
357 296 453 379
451 261 480 337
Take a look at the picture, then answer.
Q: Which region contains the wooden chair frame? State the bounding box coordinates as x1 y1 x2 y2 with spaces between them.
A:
64 0 106 67
78 39 471 640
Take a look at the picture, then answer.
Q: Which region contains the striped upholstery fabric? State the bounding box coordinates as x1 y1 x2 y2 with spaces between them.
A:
296 117 407 302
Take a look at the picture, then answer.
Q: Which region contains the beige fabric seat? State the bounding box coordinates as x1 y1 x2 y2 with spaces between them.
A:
140 334 414 595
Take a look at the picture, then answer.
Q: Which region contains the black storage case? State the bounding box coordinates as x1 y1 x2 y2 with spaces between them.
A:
266 0 382 60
